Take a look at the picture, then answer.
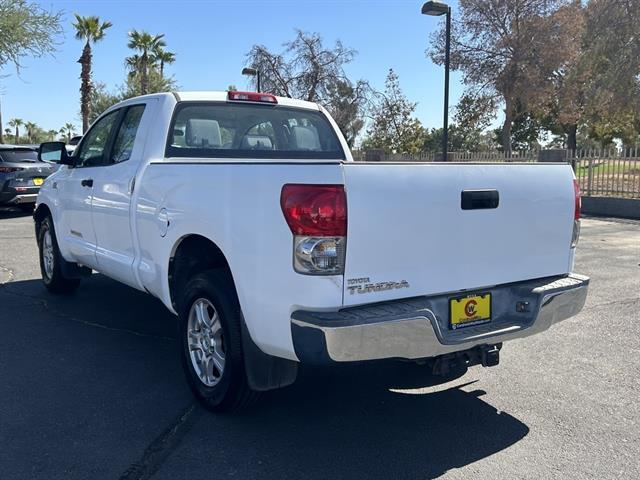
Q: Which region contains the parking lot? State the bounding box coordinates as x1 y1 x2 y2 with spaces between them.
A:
0 212 638 479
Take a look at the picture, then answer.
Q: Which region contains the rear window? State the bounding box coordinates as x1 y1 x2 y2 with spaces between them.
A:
166 102 345 160
0 149 38 163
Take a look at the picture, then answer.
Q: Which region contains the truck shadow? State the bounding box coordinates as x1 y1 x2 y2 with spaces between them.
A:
1 274 529 479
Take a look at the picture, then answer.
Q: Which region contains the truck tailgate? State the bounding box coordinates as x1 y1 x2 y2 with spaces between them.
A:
342 163 576 306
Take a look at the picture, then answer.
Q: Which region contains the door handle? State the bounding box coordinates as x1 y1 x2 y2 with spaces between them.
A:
81 179 93 188
461 189 499 210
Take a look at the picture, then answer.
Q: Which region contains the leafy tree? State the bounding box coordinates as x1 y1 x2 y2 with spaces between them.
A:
325 79 370 147
583 0 640 121
0 0 62 73
8 118 23 143
3 127 12 142
450 92 497 151
24 121 36 142
59 123 76 143
154 47 175 79
46 129 58 141
363 69 426 154
73 15 112 134
429 0 574 153
89 82 122 124
123 68 176 98
127 30 166 95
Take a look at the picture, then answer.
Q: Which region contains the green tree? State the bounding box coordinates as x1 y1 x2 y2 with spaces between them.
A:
8 118 23 143
89 82 122 124
451 92 496 151
3 127 12 143
153 47 175 79
428 0 575 154
325 79 370 147
363 69 426 154
46 129 58 141
73 14 112 134
59 123 76 143
0 0 62 73
24 121 36 142
127 30 165 95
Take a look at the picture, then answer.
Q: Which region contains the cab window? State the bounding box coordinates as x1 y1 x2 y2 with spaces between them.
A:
110 105 146 163
75 110 120 167
167 103 344 159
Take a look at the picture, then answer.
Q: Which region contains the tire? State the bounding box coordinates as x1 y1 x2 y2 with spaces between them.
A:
37 216 81 294
179 270 259 412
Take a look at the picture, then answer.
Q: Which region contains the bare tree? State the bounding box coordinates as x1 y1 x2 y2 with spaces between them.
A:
246 30 370 145
246 30 357 103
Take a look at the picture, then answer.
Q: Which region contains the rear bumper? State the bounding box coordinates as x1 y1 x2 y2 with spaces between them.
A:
291 273 589 364
0 184 40 205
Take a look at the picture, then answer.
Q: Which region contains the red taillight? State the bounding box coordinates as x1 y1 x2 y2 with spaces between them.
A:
0 166 22 173
228 91 277 104
574 179 581 220
281 184 347 236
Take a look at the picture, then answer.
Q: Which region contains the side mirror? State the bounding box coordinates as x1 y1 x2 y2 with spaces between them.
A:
39 142 74 166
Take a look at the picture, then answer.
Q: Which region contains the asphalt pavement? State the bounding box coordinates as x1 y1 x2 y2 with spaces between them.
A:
0 211 638 479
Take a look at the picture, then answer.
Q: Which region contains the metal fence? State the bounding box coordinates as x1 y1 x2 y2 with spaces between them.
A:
351 147 640 199
573 149 640 199
351 149 539 162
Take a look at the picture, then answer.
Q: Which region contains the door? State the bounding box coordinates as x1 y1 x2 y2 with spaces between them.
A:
91 102 154 287
57 110 121 268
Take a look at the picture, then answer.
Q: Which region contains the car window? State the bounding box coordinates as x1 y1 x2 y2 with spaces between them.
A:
110 105 146 163
166 103 345 159
75 110 120 168
0 149 39 163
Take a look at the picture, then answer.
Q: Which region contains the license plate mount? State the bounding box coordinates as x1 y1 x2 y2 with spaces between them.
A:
450 293 491 330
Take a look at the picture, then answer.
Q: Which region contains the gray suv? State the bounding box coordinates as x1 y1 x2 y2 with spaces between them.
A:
0 145 57 209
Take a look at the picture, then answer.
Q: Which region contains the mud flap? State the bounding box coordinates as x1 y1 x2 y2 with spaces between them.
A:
241 316 298 392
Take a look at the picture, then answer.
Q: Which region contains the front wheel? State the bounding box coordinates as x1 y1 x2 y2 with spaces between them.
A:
37 216 81 294
179 270 259 412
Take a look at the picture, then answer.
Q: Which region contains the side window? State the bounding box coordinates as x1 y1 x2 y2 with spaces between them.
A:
110 105 146 163
75 110 120 168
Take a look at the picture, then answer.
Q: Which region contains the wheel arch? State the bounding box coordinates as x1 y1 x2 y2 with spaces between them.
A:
33 203 52 236
167 233 298 391
168 234 236 312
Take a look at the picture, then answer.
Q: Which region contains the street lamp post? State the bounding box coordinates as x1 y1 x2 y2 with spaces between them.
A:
422 1 451 161
241 67 261 92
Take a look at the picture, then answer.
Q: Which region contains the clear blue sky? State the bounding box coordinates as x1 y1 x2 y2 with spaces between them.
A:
1 0 466 135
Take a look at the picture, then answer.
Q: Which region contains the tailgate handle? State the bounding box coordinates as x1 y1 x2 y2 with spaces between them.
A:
461 189 499 210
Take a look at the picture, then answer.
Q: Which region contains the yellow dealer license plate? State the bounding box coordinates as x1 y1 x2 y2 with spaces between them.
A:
33 178 44 186
450 293 491 330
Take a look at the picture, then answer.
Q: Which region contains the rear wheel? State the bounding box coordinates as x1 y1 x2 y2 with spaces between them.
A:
37 216 81 294
179 270 259 412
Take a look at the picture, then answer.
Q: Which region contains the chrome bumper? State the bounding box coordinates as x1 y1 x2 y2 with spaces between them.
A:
12 193 38 204
291 274 589 363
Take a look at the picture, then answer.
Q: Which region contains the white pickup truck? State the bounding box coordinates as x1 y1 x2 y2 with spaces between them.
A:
35 91 589 411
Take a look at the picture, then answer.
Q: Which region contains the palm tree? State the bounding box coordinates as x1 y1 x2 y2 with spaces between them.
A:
125 54 143 79
153 47 175 79
127 30 165 94
60 123 76 143
4 128 13 143
8 118 24 144
47 129 58 141
24 122 37 143
73 14 113 134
